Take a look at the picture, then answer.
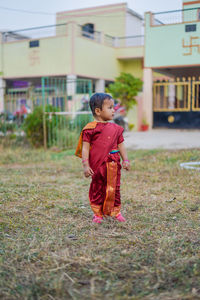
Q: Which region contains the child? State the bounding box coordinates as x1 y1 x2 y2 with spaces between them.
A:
75 93 130 224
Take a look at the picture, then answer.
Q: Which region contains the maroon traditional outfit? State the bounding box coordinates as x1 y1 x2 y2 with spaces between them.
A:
75 121 124 217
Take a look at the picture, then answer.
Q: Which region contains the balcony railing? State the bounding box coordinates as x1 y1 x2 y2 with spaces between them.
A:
1 22 144 48
152 7 200 26
77 24 144 47
104 35 144 47
77 25 102 43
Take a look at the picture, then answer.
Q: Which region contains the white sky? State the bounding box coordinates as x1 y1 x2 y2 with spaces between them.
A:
0 0 183 31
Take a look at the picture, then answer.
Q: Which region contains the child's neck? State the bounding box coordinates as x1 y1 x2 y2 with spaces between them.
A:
94 117 108 123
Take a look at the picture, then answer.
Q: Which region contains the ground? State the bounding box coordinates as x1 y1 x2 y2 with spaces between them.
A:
125 129 200 150
0 147 200 300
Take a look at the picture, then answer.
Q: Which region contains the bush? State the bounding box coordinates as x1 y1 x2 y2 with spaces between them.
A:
23 106 43 147
23 105 61 148
106 72 143 111
0 120 17 133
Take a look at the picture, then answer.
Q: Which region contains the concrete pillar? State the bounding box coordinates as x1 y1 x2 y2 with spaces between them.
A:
67 74 77 96
99 32 104 44
143 68 153 129
95 79 105 93
0 78 5 113
68 22 76 75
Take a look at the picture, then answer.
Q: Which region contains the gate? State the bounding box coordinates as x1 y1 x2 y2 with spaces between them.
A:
153 77 200 128
41 77 93 149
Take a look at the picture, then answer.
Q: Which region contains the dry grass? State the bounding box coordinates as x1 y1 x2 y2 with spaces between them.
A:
0 146 200 300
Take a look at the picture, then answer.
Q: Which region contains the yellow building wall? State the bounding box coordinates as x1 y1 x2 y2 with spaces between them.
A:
56 3 127 37
1 24 144 81
3 36 71 78
74 37 120 79
115 58 144 131
118 58 143 79
116 46 144 60
127 106 138 130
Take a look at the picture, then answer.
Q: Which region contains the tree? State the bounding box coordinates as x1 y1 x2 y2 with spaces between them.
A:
106 72 143 111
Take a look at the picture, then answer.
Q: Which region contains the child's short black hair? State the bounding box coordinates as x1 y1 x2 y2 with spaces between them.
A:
89 93 112 116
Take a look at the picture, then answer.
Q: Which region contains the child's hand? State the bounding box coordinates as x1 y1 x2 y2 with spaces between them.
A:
83 165 94 177
122 160 130 171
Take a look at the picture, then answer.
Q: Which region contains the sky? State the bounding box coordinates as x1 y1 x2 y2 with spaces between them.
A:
0 0 182 31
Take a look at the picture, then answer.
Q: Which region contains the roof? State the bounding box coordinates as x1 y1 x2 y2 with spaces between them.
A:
57 2 127 15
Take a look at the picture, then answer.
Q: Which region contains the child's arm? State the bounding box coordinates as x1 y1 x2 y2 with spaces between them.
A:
118 142 130 171
82 141 94 177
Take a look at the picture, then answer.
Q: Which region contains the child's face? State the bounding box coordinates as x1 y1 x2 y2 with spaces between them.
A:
96 98 115 121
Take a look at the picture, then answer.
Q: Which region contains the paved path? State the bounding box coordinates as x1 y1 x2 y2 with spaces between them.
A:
124 129 200 150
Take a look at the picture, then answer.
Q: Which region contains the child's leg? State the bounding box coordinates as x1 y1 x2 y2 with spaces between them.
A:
113 163 126 222
89 164 106 218
111 162 121 215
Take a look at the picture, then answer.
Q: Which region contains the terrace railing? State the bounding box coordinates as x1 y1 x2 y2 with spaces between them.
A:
1 23 69 42
111 35 144 47
152 7 200 26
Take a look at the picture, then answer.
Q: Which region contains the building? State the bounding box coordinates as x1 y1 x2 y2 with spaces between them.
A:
0 3 146 130
0 1 199 130
144 0 200 128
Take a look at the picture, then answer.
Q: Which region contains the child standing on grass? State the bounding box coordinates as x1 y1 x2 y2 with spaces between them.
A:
75 93 130 224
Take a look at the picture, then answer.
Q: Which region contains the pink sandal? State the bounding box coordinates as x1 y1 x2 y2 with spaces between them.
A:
92 215 103 224
115 213 126 222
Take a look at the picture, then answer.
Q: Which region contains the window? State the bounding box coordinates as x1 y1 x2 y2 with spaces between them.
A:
29 40 39 48
185 24 196 32
82 23 94 39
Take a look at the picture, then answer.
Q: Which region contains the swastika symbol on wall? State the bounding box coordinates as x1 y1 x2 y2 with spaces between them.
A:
182 36 200 56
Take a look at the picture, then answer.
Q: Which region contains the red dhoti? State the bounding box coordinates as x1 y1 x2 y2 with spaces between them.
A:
89 152 121 217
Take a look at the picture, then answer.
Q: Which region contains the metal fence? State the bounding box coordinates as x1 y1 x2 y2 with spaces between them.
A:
0 78 93 149
1 87 43 135
42 77 93 149
192 77 200 111
152 7 200 26
153 78 191 111
153 77 200 112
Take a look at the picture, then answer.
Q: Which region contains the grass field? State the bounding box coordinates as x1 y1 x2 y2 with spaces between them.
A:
0 146 200 300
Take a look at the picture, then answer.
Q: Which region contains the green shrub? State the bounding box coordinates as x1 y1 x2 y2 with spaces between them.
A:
0 121 17 133
106 72 143 111
23 105 61 147
23 106 43 147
